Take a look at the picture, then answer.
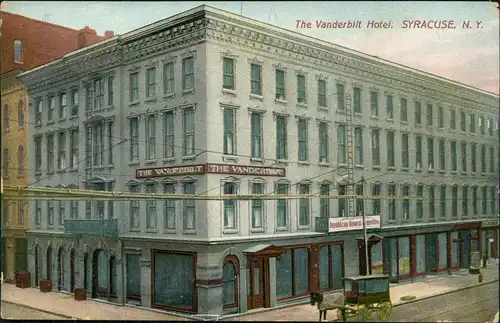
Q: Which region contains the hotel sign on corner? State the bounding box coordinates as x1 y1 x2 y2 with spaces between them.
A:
328 216 381 233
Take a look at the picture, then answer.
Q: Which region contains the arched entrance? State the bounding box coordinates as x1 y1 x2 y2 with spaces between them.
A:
83 253 89 294
109 256 117 298
92 249 108 298
46 246 52 281
34 245 40 287
222 255 240 311
57 247 65 291
70 249 76 293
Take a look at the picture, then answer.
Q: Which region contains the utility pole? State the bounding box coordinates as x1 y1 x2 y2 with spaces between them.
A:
345 93 355 218
361 176 369 275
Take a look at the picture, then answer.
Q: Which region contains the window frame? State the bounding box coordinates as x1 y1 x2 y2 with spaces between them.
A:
14 40 23 63
146 67 157 98
222 255 240 309
222 57 235 90
182 56 195 91
250 63 262 96
297 118 308 162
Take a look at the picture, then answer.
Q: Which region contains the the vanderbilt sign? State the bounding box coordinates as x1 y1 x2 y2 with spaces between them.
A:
136 163 286 179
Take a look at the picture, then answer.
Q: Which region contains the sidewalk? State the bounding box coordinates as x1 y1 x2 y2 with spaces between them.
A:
227 264 499 321
1 283 191 321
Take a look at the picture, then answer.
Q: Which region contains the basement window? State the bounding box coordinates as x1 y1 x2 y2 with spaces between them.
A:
14 40 23 63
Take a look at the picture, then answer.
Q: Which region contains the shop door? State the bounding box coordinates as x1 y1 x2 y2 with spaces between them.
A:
460 231 469 268
15 238 27 272
426 234 437 273
248 257 266 310
358 245 373 275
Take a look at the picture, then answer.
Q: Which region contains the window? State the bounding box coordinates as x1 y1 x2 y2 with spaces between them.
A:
488 118 494 136
450 109 456 130
47 134 54 173
106 121 113 165
298 184 310 226
107 76 114 105
3 104 10 133
318 122 329 163
354 127 363 165
18 100 24 127
58 200 65 225
163 62 175 95
222 257 239 308
223 182 238 230
59 93 67 119
35 200 42 225
276 248 309 299
319 244 344 291
182 107 195 156
14 40 23 63
438 139 445 171
401 133 409 168
388 184 396 221
275 69 285 100
400 98 408 122
438 106 444 128
426 104 433 126
319 184 330 218
490 187 496 216
338 125 347 164
416 184 423 219
183 182 196 230
461 141 467 172
93 78 104 110
222 58 235 90
355 184 364 216
129 117 139 161
57 131 66 170
182 56 195 90
48 97 55 122
251 182 264 229
129 72 139 102
146 114 156 160
479 116 485 135
489 147 495 173
276 183 289 228
297 119 308 162
349 86 360 113
481 186 488 215
370 91 378 117
481 144 487 173
386 94 394 119
372 183 381 215
317 79 326 107
337 83 345 111
2 148 9 178
462 186 468 217
129 185 140 229
146 68 156 98
276 115 288 160
387 131 395 167
428 185 435 219
70 196 78 220
146 184 157 229
460 111 466 132
338 184 347 217
223 108 236 155
3 203 9 226
297 75 307 104
163 183 176 230
450 141 457 172
71 89 79 116
415 135 422 169
469 114 475 133
471 143 477 173
163 111 175 158
47 200 55 226
440 185 447 218
250 112 262 159
451 186 458 218
92 123 104 166
414 101 422 125
250 63 262 95
402 185 410 221
472 186 478 215
34 136 42 172
35 99 42 125
18 202 25 225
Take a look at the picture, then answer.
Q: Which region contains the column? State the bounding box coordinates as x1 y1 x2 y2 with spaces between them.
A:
410 234 417 278
27 246 35 286
6 238 16 282
196 263 223 315
139 249 152 307
268 257 277 308
115 256 124 304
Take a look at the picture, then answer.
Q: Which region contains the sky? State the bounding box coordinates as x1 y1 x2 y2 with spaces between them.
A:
3 1 499 94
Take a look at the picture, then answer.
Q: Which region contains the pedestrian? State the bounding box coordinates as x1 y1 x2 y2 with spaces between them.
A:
482 252 488 268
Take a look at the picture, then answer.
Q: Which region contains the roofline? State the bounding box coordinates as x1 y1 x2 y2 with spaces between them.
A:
1 10 79 33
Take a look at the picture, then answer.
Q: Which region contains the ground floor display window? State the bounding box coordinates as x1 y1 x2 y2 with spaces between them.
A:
416 235 426 274
152 251 195 312
437 232 448 270
126 254 141 301
318 244 343 291
451 232 459 267
370 243 383 275
97 250 108 294
398 237 410 277
383 238 398 279
276 247 309 300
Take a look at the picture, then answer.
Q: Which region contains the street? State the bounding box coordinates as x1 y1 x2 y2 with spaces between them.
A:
1 301 69 320
344 282 499 322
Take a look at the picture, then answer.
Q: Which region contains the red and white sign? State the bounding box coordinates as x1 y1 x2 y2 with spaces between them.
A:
328 216 381 233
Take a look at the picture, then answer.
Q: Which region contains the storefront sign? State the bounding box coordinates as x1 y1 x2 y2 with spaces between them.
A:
136 163 286 179
328 215 381 233
481 219 499 228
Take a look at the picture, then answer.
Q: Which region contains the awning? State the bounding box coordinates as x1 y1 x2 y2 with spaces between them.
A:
356 234 384 242
243 244 286 257
453 222 482 230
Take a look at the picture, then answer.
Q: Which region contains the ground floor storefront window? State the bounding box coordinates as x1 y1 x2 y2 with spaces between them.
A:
437 232 448 270
152 251 196 312
398 237 410 278
371 243 383 275
451 232 459 268
126 254 141 302
276 248 309 300
383 237 410 280
416 235 426 274
318 244 343 291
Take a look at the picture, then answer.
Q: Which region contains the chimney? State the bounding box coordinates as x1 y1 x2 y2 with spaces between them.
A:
77 26 97 49
104 30 114 38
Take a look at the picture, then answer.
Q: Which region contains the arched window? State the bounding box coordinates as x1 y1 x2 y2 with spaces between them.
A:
2 148 9 178
18 145 24 177
3 104 10 132
18 100 25 127
222 256 239 308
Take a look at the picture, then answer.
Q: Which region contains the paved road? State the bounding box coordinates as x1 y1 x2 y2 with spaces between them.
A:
343 282 499 322
1 301 69 320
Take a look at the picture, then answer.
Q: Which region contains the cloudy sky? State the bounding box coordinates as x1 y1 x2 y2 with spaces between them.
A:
4 1 499 94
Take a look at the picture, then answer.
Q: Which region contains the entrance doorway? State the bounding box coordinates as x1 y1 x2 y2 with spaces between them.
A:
46 246 52 280
358 235 383 276
70 249 76 293
460 231 470 269
34 245 39 286
57 248 65 291
426 234 437 273
248 257 266 309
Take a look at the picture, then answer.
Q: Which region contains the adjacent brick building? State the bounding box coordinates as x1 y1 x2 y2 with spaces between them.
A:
1 9 113 283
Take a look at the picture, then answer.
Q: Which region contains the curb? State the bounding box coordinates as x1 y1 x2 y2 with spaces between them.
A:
1 300 76 320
